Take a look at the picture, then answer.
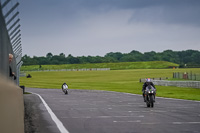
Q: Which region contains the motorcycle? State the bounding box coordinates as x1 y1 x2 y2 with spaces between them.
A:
144 85 156 108
62 83 69 95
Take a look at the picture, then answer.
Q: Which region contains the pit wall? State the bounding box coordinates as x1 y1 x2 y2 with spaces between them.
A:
0 75 24 133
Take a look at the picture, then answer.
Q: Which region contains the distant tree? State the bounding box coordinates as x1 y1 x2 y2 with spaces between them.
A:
120 55 137 62
86 56 96 63
78 56 89 64
66 54 80 64
103 56 117 63
46 52 53 59
129 50 142 55
191 52 200 64
21 50 200 67
120 50 143 62
129 50 143 61
105 52 123 61
37 57 49 65
143 51 158 61
92 56 104 63
31 56 39 65
59 53 65 57
161 50 180 63
21 54 32 65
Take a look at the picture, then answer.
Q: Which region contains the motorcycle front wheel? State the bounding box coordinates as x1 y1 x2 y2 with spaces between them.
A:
146 95 150 107
64 90 68 95
150 95 154 108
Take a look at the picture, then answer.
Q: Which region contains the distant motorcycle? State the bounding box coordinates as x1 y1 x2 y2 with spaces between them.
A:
144 85 156 107
62 83 69 95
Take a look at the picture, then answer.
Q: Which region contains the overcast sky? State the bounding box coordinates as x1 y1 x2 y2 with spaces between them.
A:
19 0 200 57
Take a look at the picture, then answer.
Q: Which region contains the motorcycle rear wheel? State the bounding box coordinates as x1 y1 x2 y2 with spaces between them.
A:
146 102 150 107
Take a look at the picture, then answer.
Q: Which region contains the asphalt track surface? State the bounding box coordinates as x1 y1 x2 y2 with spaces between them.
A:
25 88 200 133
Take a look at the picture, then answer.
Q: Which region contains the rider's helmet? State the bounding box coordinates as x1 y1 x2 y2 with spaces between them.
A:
146 78 151 85
146 78 151 82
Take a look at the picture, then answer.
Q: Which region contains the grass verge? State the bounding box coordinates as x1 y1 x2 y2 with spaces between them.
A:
21 61 179 71
20 68 200 101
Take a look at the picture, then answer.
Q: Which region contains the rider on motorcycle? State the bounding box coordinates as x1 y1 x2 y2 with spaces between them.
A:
142 78 156 102
62 82 69 94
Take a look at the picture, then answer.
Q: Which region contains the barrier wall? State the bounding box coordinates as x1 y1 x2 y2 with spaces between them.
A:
21 68 111 72
0 2 24 133
0 2 17 82
173 72 200 81
0 75 24 133
140 79 200 88
152 80 200 89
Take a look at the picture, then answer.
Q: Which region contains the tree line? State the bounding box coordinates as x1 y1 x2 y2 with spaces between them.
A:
22 49 200 67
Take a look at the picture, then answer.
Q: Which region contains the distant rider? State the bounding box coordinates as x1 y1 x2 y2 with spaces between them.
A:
142 78 156 102
62 82 69 94
62 83 68 90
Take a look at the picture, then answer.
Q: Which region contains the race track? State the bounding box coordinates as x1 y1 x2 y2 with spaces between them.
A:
25 88 200 133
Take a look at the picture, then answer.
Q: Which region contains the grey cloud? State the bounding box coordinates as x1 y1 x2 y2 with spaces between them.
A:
20 0 200 57
66 0 200 26
72 0 200 10
22 0 200 26
127 5 200 26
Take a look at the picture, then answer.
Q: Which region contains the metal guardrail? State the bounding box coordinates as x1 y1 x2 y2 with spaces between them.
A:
140 78 200 89
153 80 200 89
140 77 168 83
21 68 111 72
173 72 200 81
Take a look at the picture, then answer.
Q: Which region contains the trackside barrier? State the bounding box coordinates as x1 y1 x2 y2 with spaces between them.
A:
0 0 23 85
0 1 24 133
173 72 200 81
21 68 111 72
140 77 168 83
140 78 200 88
152 80 200 89
0 75 24 133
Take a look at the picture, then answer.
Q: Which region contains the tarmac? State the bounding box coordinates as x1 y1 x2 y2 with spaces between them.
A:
24 88 200 133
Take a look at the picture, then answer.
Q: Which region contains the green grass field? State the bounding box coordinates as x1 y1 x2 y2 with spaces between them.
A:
20 68 200 101
20 61 179 71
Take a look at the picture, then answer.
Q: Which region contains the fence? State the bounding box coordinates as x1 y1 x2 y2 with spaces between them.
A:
0 0 22 85
173 72 200 81
21 68 110 73
152 80 200 89
140 77 168 83
0 1 24 133
140 78 200 88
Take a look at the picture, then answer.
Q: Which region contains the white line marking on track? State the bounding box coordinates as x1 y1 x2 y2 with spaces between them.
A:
156 97 200 103
62 115 144 119
73 89 200 103
173 122 200 124
113 120 141 123
30 92 70 133
121 92 200 102
98 115 144 118
141 123 159 125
